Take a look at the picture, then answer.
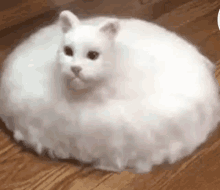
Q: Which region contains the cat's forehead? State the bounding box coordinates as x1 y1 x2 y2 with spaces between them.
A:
65 25 105 45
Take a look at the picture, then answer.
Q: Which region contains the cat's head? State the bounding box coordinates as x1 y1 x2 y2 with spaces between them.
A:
58 10 120 91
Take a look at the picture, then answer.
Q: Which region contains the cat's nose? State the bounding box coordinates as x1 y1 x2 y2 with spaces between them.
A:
71 66 82 75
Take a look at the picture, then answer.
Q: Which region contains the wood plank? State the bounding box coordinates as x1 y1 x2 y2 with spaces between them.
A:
198 31 220 63
155 0 220 30
175 8 219 45
0 0 74 31
94 171 136 190
0 0 51 31
137 0 192 20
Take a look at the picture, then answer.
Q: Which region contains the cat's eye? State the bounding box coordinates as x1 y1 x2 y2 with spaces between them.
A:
87 51 99 60
64 46 73 56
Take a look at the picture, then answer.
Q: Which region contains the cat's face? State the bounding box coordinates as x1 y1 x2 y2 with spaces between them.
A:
58 11 120 91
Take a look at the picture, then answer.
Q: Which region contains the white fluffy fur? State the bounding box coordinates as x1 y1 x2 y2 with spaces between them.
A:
0 10 220 173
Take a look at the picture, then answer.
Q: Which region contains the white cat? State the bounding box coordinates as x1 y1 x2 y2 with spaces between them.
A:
0 10 220 173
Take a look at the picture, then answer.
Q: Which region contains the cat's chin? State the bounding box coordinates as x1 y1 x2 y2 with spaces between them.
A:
69 78 88 91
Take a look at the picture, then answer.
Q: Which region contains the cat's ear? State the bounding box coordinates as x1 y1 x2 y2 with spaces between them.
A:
59 10 80 33
98 19 120 39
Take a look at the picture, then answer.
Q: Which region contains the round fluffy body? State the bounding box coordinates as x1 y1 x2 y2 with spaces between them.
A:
0 10 220 173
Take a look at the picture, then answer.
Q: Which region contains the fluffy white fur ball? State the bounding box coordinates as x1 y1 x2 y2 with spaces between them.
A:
0 10 220 173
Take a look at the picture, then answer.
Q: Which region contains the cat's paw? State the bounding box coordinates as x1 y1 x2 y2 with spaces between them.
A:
35 141 43 155
28 125 43 154
96 159 123 173
95 153 125 172
135 161 152 173
14 130 24 142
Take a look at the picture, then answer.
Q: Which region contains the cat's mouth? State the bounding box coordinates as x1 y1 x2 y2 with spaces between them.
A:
66 75 89 91
64 70 100 91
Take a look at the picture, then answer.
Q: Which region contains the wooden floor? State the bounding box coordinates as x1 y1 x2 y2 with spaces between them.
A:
1 0 220 189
